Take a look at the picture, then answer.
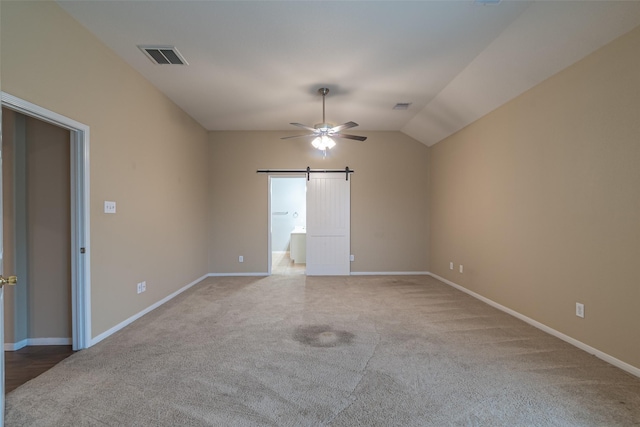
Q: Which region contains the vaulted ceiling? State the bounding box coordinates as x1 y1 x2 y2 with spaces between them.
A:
57 1 640 146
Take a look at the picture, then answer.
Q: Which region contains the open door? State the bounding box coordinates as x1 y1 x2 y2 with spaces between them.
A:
0 281 3 426
0 277 17 427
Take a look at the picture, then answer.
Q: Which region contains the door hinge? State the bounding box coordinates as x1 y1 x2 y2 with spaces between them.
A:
80 247 86 254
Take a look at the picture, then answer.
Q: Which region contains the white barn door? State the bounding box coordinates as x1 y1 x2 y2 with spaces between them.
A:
306 173 350 276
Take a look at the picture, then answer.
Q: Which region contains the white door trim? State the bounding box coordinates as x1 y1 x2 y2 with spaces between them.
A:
1 92 92 350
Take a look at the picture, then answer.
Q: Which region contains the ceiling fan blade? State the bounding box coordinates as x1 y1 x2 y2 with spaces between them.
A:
281 133 316 140
290 122 317 132
330 121 358 133
333 133 367 141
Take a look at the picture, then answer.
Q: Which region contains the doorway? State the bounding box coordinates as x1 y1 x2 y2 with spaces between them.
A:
0 92 91 350
269 176 306 275
3 107 72 344
2 107 76 390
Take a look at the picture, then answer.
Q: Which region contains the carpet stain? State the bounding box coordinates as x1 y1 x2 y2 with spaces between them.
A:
293 325 355 347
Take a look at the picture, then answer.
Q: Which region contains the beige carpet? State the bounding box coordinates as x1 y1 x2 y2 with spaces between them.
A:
6 275 640 426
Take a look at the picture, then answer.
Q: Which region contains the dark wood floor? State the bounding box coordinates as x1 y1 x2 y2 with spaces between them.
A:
5 346 75 394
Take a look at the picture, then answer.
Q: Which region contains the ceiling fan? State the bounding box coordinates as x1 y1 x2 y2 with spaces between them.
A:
281 88 367 152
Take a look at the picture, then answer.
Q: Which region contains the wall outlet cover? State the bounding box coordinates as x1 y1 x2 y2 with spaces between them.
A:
104 201 116 214
576 302 585 318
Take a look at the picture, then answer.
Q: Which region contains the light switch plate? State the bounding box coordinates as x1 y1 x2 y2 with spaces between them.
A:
104 201 116 214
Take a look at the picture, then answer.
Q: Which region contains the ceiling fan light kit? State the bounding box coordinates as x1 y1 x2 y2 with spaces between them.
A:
283 88 366 155
312 135 336 151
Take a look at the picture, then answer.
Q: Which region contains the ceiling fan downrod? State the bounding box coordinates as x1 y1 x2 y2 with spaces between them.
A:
319 87 329 126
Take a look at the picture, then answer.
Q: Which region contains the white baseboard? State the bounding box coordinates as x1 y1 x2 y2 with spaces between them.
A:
90 274 209 347
4 339 28 351
207 272 269 277
428 272 640 379
207 271 430 277
5 337 72 351
350 271 430 276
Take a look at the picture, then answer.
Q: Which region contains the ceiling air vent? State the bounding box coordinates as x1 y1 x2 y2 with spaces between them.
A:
138 45 188 65
393 103 412 110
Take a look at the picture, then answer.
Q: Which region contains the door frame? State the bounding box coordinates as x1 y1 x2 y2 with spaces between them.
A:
1 92 91 350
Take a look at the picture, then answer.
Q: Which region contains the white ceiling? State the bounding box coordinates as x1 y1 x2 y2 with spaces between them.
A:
57 1 640 146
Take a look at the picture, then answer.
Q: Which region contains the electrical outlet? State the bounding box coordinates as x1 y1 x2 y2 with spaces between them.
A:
137 281 146 294
449 262 454 270
350 254 355 262
239 255 244 263
576 302 585 318
459 264 464 274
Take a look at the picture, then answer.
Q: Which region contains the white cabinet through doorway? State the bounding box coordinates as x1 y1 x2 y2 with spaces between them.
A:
290 227 306 264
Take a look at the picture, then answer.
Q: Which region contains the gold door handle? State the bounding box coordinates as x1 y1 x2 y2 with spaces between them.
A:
0 276 17 286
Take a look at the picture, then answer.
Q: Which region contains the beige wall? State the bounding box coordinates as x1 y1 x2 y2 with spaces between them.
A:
209 131 430 274
1 1 210 338
27 115 72 338
430 25 640 369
